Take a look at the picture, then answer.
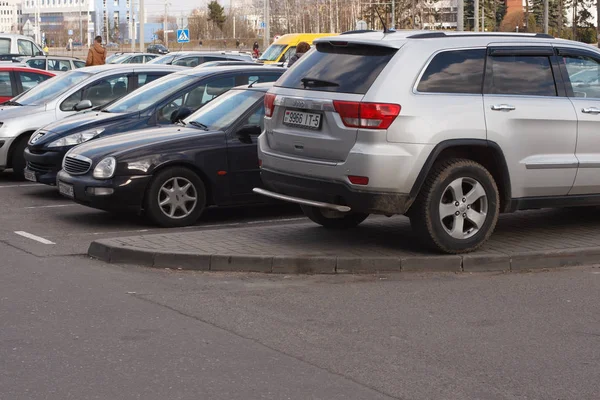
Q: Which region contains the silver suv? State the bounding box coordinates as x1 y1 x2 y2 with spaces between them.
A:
255 31 600 253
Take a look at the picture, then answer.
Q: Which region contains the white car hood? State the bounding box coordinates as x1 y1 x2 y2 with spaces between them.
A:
0 104 46 120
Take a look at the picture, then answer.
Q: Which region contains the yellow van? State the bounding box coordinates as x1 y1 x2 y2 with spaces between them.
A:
258 33 338 64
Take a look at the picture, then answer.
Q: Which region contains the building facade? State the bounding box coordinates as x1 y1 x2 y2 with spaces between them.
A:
22 0 136 46
0 0 23 34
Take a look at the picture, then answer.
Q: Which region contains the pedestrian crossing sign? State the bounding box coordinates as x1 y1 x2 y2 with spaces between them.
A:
177 29 190 43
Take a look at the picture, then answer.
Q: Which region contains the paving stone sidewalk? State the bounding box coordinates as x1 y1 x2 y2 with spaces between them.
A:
89 208 600 273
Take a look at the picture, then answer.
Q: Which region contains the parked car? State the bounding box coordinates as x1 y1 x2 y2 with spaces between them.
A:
199 60 258 68
24 56 86 72
0 34 44 59
56 83 273 227
0 64 183 179
255 31 600 254
108 52 159 64
147 44 169 55
148 51 252 67
25 66 284 185
0 66 54 103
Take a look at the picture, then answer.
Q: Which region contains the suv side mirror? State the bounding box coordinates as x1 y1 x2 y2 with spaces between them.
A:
170 107 192 124
73 99 93 111
236 124 261 143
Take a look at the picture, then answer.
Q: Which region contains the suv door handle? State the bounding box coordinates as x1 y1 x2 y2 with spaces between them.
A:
491 104 516 111
582 107 600 114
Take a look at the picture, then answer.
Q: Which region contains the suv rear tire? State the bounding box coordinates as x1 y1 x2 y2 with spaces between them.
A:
410 159 499 254
301 205 369 229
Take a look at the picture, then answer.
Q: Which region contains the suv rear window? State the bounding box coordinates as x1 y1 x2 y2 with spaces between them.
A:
417 49 485 94
276 42 397 94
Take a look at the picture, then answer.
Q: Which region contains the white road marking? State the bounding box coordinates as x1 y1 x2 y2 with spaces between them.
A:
0 184 39 188
24 204 77 209
14 231 55 245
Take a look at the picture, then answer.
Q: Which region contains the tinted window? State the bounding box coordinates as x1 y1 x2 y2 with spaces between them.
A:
487 56 557 97
0 38 9 53
562 55 600 98
61 73 129 111
106 74 196 113
17 39 34 56
130 55 143 63
27 59 46 70
48 59 71 71
174 57 200 67
74 61 86 68
277 42 397 94
19 71 51 91
137 73 165 86
417 49 485 94
0 71 12 97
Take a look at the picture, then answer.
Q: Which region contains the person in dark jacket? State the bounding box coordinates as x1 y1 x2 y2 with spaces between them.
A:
287 41 310 67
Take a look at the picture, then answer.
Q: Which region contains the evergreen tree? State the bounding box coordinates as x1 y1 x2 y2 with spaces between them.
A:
207 1 226 31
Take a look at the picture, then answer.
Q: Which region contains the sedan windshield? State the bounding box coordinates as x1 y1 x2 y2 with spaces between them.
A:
148 54 175 64
185 89 263 131
13 70 92 106
259 44 286 61
105 73 197 113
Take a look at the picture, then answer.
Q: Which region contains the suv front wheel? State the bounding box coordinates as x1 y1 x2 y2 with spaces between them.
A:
301 205 369 229
410 159 500 254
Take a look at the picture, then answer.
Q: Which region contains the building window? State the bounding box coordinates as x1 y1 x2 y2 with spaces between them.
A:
114 0 118 6
126 0 129 7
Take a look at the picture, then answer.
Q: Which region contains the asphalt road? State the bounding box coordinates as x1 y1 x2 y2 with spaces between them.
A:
1 171 600 399
0 171 304 257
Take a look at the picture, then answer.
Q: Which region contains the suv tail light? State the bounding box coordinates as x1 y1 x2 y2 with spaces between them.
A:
264 93 276 117
333 101 401 129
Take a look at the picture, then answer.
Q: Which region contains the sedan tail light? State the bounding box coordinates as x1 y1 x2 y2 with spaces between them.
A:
333 101 401 129
264 92 276 117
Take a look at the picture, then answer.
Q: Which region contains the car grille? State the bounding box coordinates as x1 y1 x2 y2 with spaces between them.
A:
27 161 53 174
63 156 91 175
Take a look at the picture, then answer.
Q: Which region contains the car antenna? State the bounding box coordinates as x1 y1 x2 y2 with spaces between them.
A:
374 6 392 34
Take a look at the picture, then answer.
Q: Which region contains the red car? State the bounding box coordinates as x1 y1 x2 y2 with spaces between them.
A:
0 66 55 103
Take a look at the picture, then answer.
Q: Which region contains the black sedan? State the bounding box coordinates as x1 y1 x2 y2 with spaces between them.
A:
57 83 271 227
25 66 283 185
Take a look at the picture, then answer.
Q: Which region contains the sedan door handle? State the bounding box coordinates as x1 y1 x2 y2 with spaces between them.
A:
582 107 600 114
491 104 516 112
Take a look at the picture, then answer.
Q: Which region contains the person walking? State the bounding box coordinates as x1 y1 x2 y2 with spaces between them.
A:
86 36 106 66
287 41 310 67
252 42 259 58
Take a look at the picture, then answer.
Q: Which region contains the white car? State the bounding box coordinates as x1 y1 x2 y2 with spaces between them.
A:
0 64 183 179
0 34 44 59
24 56 86 73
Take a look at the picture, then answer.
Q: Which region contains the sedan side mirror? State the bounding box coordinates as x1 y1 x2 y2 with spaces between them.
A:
170 107 193 124
236 125 262 144
73 99 93 111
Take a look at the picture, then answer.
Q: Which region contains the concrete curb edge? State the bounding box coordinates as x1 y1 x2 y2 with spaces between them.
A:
88 239 600 274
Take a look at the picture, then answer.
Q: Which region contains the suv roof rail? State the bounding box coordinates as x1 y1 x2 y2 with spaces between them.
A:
407 32 554 39
340 29 376 35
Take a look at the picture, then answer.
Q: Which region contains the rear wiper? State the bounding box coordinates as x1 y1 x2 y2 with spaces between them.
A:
189 121 210 131
2 100 21 106
300 77 339 88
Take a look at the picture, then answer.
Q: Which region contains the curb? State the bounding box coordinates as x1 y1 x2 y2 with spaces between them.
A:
88 239 600 274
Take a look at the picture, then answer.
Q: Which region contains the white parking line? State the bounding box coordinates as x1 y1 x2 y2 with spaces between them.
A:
24 204 77 209
14 231 55 245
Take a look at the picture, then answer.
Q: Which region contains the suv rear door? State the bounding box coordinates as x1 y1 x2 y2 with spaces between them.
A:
483 45 577 197
265 40 398 163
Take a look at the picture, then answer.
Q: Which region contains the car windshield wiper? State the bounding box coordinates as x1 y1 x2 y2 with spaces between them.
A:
300 77 339 88
188 121 210 131
2 100 22 106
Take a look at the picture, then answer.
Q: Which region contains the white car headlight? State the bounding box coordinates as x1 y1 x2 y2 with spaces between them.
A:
93 157 117 179
47 128 105 148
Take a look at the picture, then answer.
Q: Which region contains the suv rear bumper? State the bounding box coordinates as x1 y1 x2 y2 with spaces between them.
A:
259 168 412 215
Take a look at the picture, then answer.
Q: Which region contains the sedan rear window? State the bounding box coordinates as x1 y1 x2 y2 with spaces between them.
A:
276 42 397 94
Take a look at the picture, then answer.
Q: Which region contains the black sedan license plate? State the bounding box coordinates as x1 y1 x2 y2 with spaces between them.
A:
58 182 74 198
283 109 321 130
24 169 36 182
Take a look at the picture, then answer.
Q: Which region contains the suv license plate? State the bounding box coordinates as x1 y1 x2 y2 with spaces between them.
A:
58 182 74 198
24 169 36 182
283 110 321 130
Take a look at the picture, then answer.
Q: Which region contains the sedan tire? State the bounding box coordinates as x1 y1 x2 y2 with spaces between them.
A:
145 167 206 228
